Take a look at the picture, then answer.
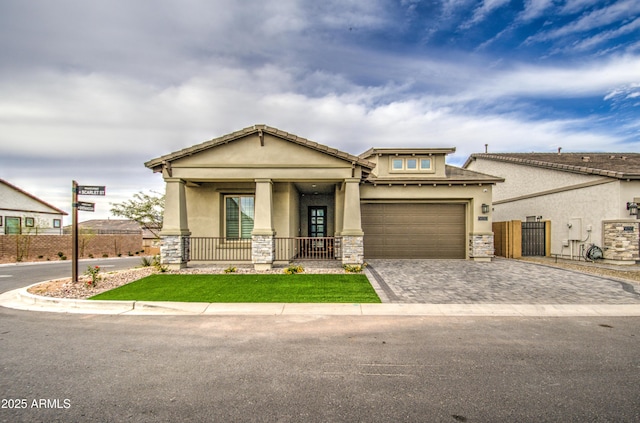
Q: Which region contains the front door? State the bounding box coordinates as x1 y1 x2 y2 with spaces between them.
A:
309 206 327 238
308 206 327 252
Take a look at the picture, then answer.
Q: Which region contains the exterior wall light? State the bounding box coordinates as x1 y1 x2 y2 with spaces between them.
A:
627 202 638 216
481 203 490 214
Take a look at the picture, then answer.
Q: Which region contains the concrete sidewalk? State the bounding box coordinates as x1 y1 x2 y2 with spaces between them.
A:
2 283 640 316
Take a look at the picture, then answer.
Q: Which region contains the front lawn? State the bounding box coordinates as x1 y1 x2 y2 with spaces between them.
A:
89 274 381 303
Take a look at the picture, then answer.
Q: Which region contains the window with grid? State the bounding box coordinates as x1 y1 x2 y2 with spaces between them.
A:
225 196 255 239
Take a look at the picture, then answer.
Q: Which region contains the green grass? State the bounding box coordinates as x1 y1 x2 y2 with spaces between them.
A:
89 274 381 303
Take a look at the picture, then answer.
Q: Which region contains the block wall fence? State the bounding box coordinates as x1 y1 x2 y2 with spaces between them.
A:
0 234 144 263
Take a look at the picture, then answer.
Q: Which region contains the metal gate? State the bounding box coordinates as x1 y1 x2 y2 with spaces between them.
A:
522 222 545 256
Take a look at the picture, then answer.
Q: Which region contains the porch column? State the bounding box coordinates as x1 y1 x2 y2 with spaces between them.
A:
252 179 275 271
160 178 190 269
341 178 364 265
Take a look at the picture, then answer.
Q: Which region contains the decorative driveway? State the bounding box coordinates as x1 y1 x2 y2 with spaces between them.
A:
366 259 640 304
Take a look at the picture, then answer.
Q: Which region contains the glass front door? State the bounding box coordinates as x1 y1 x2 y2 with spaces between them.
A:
309 206 327 237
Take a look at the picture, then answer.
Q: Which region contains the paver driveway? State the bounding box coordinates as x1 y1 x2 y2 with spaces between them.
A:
366 258 640 304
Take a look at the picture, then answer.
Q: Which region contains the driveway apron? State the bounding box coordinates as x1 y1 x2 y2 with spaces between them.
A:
366 259 640 304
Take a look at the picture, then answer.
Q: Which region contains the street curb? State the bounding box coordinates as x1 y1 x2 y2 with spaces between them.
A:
3 285 640 316
16 282 135 313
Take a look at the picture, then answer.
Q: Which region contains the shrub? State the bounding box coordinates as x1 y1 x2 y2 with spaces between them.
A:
140 256 153 267
283 265 304 275
224 266 237 273
102 253 109 258
84 265 101 287
152 255 168 273
343 263 367 273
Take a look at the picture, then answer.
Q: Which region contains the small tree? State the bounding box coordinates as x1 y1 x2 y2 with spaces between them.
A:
110 191 164 237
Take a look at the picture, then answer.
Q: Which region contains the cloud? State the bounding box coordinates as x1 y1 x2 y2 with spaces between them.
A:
526 0 640 44
570 17 640 52
518 0 555 22
460 0 511 29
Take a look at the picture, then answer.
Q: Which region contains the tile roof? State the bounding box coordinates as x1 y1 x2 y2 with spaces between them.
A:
366 165 504 185
465 153 640 180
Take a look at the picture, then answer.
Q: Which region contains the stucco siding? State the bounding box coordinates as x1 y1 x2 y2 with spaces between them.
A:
467 159 600 202
493 180 620 255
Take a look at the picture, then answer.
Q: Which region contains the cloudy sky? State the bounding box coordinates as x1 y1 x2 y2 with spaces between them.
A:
1 0 639 222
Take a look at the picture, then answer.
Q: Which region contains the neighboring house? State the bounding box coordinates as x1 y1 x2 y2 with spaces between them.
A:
463 153 640 264
145 125 503 269
0 178 67 235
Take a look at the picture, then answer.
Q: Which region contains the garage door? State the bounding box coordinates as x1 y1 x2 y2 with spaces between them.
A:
361 203 466 259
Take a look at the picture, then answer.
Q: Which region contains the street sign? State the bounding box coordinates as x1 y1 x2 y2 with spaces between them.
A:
77 185 106 196
76 201 95 212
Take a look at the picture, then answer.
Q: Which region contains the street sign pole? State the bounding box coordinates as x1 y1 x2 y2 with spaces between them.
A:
71 182 105 282
72 180 79 283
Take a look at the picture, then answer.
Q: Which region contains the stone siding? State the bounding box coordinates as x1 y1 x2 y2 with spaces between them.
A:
341 235 364 264
469 233 495 259
161 235 190 266
251 235 275 264
602 221 639 263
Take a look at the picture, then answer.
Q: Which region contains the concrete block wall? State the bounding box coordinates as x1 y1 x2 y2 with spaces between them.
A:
0 234 143 263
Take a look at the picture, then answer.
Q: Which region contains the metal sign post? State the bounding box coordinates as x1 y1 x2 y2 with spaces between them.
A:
72 182 105 283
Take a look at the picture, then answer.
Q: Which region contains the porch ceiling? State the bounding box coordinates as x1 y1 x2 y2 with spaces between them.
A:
295 182 337 195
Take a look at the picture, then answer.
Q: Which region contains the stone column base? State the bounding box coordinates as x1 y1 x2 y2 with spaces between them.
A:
160 234 190 269
341 235 364 265
252 234 275 271
469 233 495 260
603 220 639 263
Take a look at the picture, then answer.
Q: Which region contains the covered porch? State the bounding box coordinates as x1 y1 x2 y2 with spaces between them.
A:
159 177 364 270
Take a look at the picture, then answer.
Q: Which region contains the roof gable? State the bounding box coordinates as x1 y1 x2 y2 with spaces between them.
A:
0 178 67 215
145 124 375 172
465 153 640 180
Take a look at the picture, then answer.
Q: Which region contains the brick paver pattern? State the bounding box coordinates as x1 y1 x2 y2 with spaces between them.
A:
367 259 640 304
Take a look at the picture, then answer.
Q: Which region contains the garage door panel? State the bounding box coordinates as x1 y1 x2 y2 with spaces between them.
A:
362 203 465 259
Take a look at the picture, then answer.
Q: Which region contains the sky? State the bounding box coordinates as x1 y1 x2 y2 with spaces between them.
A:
1 0 639 223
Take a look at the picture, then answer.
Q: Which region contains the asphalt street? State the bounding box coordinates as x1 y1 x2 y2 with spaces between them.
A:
1 310 639 422
0 257 144 293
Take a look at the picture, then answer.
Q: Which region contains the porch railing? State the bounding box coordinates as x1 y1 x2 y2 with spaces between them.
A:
275 237 340 261
187 236 340 262
189 237 251 261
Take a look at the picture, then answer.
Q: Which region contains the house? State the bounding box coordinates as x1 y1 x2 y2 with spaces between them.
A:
463 152 640 264
145 125 503 269
0 178 67 235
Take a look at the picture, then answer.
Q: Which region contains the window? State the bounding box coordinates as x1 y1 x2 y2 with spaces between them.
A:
225 196 254 239
390 156 434 173
53 219 61 228
5 217 20 234
25 217 34 227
